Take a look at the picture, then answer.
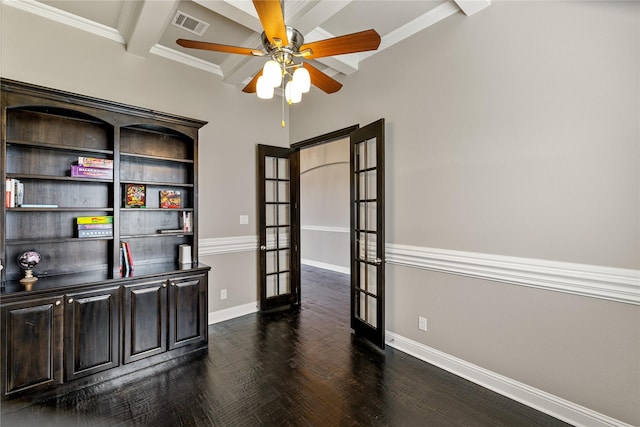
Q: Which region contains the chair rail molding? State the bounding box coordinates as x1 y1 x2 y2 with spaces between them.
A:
199 236 639 305
199 235 258 256
386 243 640 305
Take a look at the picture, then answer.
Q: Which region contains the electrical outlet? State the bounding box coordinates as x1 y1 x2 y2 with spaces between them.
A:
239 215 249 225
221 289 227 300
419 316 427 331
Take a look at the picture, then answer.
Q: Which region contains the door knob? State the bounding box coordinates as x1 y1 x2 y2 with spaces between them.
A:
260 245 267 251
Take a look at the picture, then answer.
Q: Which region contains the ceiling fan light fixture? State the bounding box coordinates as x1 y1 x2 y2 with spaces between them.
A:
285 80 302 104
262 60 282 88
256 76 274 99
292 67 311 93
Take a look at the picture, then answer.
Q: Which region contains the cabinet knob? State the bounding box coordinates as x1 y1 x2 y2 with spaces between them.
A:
67 298 74 304
162 283 167 288
55 300 62 306
170 282 176 287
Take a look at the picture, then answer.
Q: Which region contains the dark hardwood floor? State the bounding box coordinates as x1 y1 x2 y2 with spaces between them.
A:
1 265 571 426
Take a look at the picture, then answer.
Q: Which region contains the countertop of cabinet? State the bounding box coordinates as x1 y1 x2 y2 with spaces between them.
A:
0 262 211 298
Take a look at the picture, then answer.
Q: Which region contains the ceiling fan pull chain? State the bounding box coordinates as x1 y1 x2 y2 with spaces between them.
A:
281 78 286 128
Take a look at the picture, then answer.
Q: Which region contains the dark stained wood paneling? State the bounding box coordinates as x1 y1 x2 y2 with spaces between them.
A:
168 274 207 350
123 281 167 363
1 296 63 396
64 286 120 380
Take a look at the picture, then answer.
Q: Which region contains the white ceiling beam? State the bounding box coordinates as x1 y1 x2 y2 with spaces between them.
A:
287 0 352 36
193 0 263 33
452 0 491 17
124 0 180 57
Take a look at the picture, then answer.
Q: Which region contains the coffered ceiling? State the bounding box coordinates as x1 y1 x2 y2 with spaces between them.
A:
4 0 490 92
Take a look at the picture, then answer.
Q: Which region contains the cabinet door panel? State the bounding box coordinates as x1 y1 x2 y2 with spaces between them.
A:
64 286 120 380
1 297 64 396
169 275 207 350
123 281 167 363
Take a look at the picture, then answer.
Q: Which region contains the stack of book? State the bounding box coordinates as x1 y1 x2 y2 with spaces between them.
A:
76 215 113 238
5 178 24 207
71 157 113 179
120 241 134 276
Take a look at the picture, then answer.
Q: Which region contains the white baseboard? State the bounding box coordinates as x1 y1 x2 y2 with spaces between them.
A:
386 331 633 427
301 258 350 275
208 301 258 325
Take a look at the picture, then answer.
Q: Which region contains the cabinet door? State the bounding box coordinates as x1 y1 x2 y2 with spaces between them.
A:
123 280 167 363
168 274 207 350
64 286 120 381
1 296 64 397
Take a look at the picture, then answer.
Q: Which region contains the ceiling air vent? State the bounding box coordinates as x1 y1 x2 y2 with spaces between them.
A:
172 11 209 36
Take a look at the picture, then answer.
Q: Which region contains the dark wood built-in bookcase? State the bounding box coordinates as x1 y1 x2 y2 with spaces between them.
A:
0 79 210 400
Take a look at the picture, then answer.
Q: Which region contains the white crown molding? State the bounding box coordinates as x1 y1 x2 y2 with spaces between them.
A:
386 244 640 305
150 45 223 76
199 235 258 256
301 225 349 234
386 332 633 427
3 0 125 44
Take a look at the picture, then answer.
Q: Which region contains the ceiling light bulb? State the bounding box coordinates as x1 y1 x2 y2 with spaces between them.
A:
285 81 302 104
256 76 274 99
262 60 282 87
293 67 311 93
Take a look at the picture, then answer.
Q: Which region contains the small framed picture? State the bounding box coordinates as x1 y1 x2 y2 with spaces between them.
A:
159 190 181 209
125 184 146 208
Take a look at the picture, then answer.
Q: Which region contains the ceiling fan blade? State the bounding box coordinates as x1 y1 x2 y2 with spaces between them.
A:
242 70 263 93
300 29 381 59
303 63 342 94
177 39 263 56
253 0 288 46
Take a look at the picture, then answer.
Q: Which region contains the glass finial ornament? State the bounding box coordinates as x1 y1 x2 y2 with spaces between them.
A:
17 250 41 291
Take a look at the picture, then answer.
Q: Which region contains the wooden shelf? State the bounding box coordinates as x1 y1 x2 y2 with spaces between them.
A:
7 173 112 183
7 139 113 155
121 152 193 164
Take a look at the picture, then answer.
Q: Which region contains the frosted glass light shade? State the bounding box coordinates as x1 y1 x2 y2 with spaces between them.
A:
285 81 302 104
262 60 282 87
293 67 311 93
257 76 274 99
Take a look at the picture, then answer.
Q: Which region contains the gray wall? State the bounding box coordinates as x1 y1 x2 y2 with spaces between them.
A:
300 139 350 271
291 1 639 425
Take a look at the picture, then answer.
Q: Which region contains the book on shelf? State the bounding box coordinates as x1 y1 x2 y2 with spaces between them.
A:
120 241 134 274
77 228 113 238
70 165 113 179
77 157 113 169
180 211 193 233
159 190 181 209
124 184 146 208
5 178 24 208
77 223 113 230
76 215 113 224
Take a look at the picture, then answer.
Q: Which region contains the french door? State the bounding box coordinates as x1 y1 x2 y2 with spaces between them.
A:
258 119 385 349
350 119 385 348
257 145 300 311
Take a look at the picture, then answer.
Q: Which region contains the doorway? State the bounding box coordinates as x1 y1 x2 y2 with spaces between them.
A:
258 120 386 348
299 138 351 275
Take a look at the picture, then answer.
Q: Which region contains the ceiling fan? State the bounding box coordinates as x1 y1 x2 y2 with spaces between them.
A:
176 0 381 99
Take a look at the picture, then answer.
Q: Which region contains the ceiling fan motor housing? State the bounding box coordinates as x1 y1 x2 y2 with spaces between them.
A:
261 26 305 65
